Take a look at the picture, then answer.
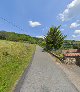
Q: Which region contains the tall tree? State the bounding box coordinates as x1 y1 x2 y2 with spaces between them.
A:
45 26 66 51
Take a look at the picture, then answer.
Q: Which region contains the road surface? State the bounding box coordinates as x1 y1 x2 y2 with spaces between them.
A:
14 46 79 92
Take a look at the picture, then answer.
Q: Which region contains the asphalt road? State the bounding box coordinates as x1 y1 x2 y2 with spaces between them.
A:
14 46 79 92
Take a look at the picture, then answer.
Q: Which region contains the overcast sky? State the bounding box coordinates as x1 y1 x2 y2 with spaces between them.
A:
0 0 80 40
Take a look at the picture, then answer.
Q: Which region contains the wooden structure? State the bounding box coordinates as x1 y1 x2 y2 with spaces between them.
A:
63 49 80 65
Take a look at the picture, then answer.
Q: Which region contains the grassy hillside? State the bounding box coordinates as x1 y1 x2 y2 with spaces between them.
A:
0 31 44 44
0 40 36 92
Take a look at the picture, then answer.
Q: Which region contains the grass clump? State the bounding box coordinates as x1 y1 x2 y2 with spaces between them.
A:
0 40 36 92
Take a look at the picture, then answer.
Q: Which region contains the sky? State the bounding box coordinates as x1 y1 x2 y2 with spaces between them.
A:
0 0 80 40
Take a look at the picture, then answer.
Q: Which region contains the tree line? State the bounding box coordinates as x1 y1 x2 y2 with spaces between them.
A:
0 27 80 50
0 31 44 45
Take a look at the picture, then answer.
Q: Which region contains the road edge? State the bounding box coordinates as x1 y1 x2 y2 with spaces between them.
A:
48 53 80 92
13 46 36 92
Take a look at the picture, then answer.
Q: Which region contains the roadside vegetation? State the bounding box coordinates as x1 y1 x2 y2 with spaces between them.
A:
44 26 66 60
0 40 35 92
0 31 44 46
45 26 66 51
63 40 80 50
44 26 80 61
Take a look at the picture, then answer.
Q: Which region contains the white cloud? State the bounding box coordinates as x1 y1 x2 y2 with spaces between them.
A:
58 0 80 21
29 21 41 27
70 23 78 28
74 30 80 34
72 35 77 38
72 29 80 38
36 35 44 39
70 20 80 28
72 34 80 38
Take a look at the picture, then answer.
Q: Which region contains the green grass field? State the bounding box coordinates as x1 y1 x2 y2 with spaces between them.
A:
0 40 36 92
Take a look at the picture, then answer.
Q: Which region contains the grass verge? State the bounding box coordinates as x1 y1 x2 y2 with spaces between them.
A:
0 40 36 92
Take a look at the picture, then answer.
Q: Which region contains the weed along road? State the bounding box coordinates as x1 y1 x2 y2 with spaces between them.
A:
14 46 79 92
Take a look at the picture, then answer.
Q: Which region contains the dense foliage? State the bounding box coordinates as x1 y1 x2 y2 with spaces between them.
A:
63 40 80 49
45 26 66 51
0 31 44 45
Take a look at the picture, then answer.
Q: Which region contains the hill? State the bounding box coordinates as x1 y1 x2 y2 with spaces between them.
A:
0 31 44 45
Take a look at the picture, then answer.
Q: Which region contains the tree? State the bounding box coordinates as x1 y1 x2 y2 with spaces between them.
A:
73 43 80 49
45 26 66 51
